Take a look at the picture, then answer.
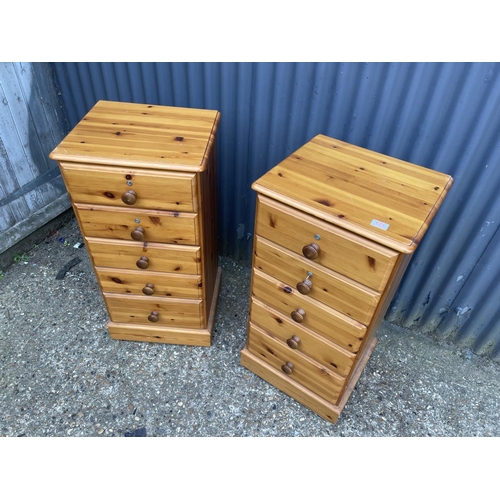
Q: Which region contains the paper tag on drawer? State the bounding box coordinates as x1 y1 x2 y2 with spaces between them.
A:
370 219 390 230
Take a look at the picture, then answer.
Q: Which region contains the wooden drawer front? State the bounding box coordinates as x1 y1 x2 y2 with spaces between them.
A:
95 267 202 299
60 162 197 212
240 349 341 424
104 293 202 328
75 204 199 245
256 196 398 291
86 237 201 274
252 269 366 353
250 299 355 377
247 323 345 404
254 236 380 324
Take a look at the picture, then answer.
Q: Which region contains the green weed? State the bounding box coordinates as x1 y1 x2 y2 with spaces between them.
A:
13 252 29 264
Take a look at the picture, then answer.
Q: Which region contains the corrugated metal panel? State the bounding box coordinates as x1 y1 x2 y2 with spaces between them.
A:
0 62 70 254
50 62 500 359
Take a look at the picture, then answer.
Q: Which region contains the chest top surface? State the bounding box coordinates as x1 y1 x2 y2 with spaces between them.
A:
49 100 220 172
252 134 453 253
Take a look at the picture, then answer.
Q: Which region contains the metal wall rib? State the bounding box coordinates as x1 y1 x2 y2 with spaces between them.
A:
50 62 500 359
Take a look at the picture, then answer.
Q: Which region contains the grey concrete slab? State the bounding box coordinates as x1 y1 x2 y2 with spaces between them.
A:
1 215 499 437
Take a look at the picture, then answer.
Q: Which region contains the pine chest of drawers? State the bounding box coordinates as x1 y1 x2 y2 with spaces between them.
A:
50 100 221 346
240 134 453 424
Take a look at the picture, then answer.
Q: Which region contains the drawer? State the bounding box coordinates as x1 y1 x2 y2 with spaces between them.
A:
75 204 199 245
86 237 201 274
250 298 355 377
95 267 202 299
240 348 342 424
252 268 366 353
256 196 398 291
247 323 345 405
103 293 202 328
60 162 198 212
254 236 380 324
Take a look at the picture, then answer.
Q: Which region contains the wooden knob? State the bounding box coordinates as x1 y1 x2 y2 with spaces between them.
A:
281 362 294 375
297 278 313 295
286 335 301 349
121 190 137 205
302 242 320 259
148 311 159 322
291 308 306 323
136 256 149 269
142 283 154 295
131 226 145 241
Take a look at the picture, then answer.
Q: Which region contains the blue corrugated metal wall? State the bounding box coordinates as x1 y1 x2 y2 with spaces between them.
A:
50 62 500 359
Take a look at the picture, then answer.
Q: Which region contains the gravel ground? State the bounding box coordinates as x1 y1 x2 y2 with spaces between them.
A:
1 214 499 438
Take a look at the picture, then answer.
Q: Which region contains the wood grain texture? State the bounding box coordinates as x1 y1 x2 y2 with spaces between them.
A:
85 237 201 274
256 195 398 291
240 339 377 424
51 101 221 346
345 252 413 383
103 293 202 328
196 136 219 324
247 323 344 404
107 267 221 344
254 236 380 324
60 162 197 212
0 62 70 252
240 334 378 425
242 133 453 424
95 267 202 298
252 268 366 353
331 336 378 413
250 298 355 377
205 266 222 335
253 134 453 253
50 100 220 172
107 323 211 346
75 203 199 245
240 349 341 424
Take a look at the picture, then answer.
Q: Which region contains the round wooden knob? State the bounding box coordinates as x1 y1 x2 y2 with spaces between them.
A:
297 278 313 295
286 335 301 349
281 362 294 375
148 311 159 322
291 308 306 323
131 226 145 241
136 256 149 269
142 283 154 295
121 190 137 205
302 242 320 259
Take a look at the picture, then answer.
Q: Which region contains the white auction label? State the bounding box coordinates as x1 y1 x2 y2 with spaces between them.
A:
370 219 389 230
